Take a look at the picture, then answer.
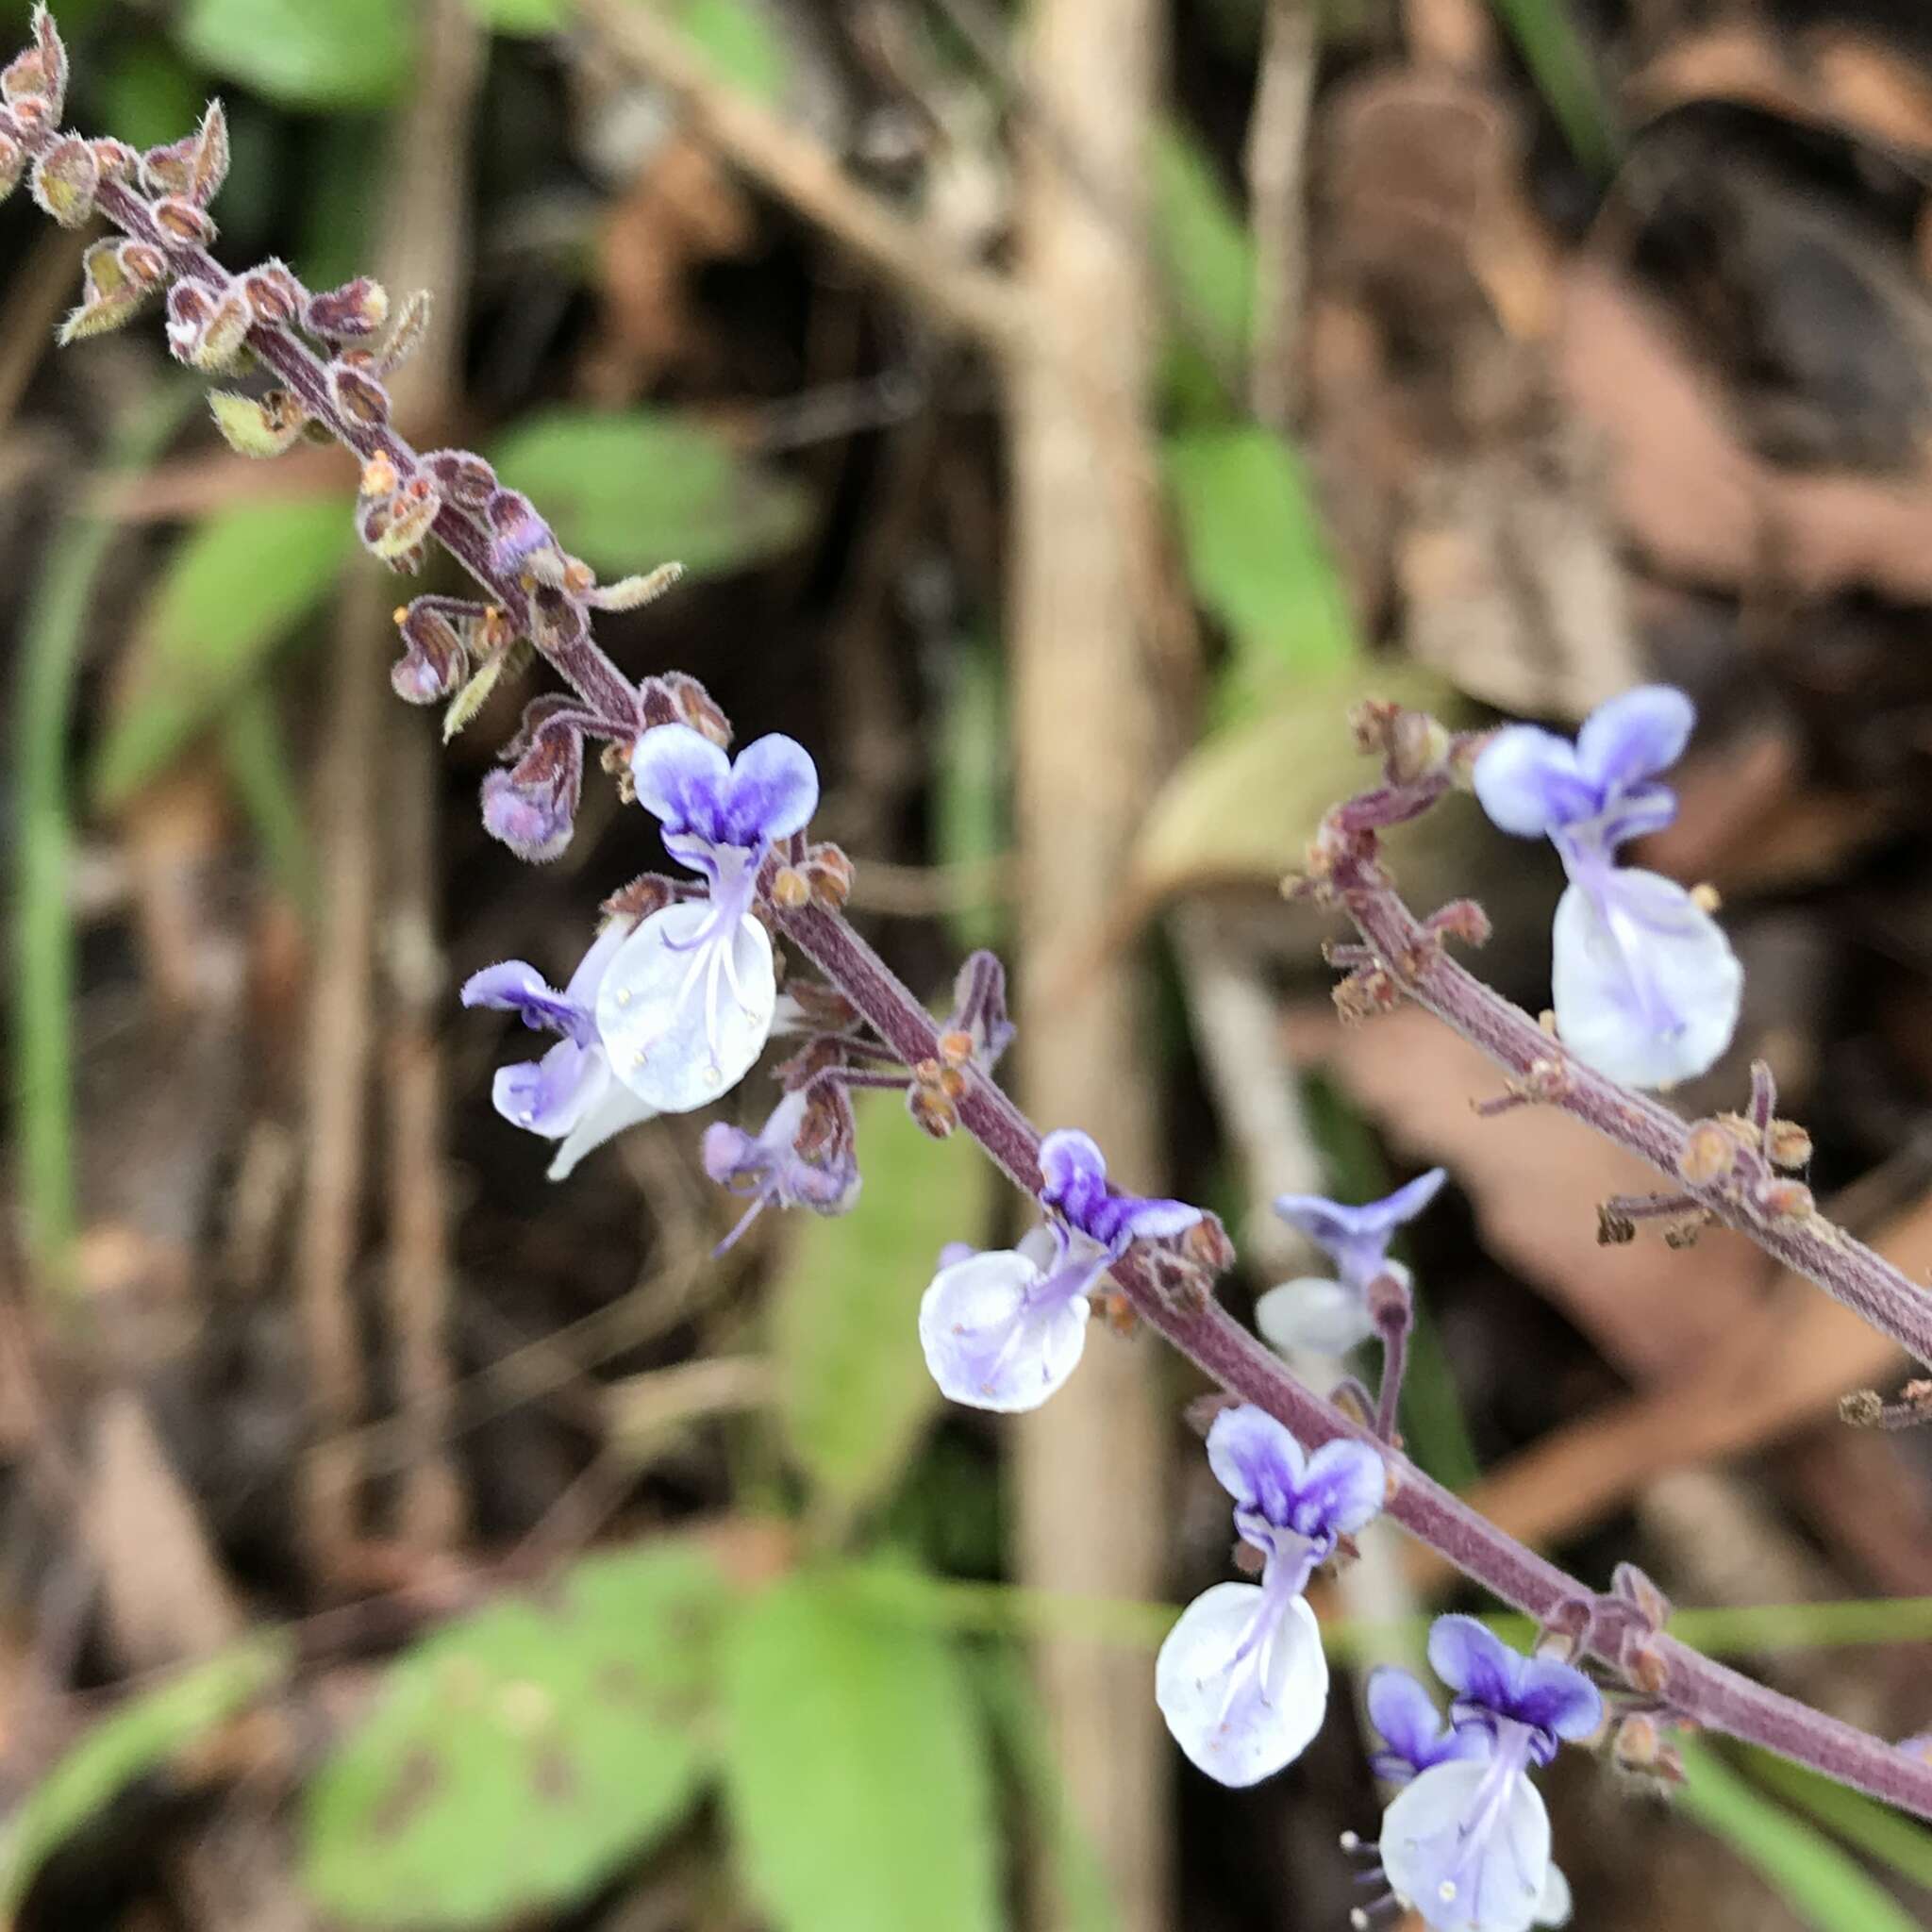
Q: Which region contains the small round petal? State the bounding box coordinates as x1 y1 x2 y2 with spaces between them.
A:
1574 686 1693 795
1473 726 1598 838
1551 873 1741 1090
724 733 820 842
1380 1759 1552 1932
491 1039 608 1139
481 765 574 862
1256 1275 1376 1356
595 902 777 1113
1367 1669 1487 1783
547 1082 658 1181
631 723 732 832
1428 1616 1520 1713
1207 1405 1308 1522
1535 1865 1573 1929
702 1120 760 1189
1294 1438 1388 1538
1040 1127 1108 1195
462 959 560 1015
1156 1584 1328 1788
918 1248 1090 1411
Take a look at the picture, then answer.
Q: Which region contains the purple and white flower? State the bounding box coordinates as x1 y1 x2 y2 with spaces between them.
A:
1257 1169 1446 1357
461 917 658 1180
919 1128 1201 1411
1157 1407 1385 1788
702 1088 860 1250
1473 686 1740 1089
1366 1618 1601 1932
1365 1666 1491 1787
594 724 819 1113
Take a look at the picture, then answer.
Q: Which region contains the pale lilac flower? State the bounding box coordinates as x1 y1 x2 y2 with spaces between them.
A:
1365 1667 1490 1786
1473 686 1740 1089
702 1088 860 1250
461 918 657 1180
594 724 818 1113
1368 1619 1601 1932
1257 1169 1446 1357
1156 1407 1385 1788
919 1129 1202 1411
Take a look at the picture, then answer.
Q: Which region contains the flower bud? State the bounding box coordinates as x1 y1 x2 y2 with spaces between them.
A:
601 874 678 923
907 1083 958 1139
58 239 150 344
90 137 137 183
151 193 214 248
365 475 441 562
425 447 496 510
189 100 228 205
139 133 194 198
1389 708 1453 786
770 866 810 909
1767 1118 1812 1170
1676 1120 1736 1187
391 601 469 703
670 673 731 744
590 561 684 612
484 489 555 575
208 388 309 458
118 242 169 288
806 843 853 910
304 275 389 340
329 360 391 427
1756 1177 1814 1221
242 262 304 325
3 10 67 124
526 582 588 658
29 135 99 227
480 726 583 863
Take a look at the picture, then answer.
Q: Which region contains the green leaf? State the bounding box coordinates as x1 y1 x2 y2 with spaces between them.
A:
0 1635 293 1911
1150 122 1251 418
1484 0 1619 181
175 0 413 108
1162 425 1357 708
99 39 208 154
664 0 791 103
462 0 568 33
1675 1740 1921 1932
931 629 1007 951
774 1091 995 1524
302 1542 728 1930
1743 1747 1932 1893
91 495 352 811
488 408 811 580
722 1570 1000 1932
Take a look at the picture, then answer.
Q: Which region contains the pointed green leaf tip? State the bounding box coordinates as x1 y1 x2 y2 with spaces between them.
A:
208 390 308 458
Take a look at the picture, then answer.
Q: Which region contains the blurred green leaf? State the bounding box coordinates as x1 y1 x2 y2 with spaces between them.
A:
488 408 810 580
774 1091 995 1525
722 1570 1000 1932
932 629 1006 951
1675 1740 1920 1932
463 0 569 33
665 0 791 103
1150 123 1251 418
219 688 314 918
1131 659 1467 905
99 39 206 153
176 0 413 108
303 1542 728 1929
91 495 352 811
1744 1748 1932 1893
1163 425 1357 708
0 1635 293 1911
1485 0 1618 181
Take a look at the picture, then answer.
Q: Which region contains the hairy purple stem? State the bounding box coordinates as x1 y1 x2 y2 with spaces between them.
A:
777 899 1932 1819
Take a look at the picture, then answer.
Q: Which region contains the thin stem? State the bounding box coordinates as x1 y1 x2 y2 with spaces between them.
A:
776 899 1932 1820
1368 1274 1411 1445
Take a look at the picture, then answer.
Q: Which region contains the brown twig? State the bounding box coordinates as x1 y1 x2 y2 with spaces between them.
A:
1244 0 1318 426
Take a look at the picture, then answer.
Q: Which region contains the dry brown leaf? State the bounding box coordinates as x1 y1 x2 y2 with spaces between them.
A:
1560 261 1932 602
1285 1004 1771 1380
1401 1275 1904 1591
1631 24 1932 158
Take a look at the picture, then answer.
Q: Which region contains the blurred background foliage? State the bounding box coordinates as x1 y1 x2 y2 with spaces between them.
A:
8 0 1932 1929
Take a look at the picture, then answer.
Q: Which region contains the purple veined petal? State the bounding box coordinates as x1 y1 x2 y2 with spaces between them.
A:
1550 872 1740 1090
1508 1655 1603 1745
1367 1668 1487 1784
918 1246 1090 1410
594 901 777 1113
1273 1171 1444 1288
1379 1757 1551 1932
1038 1127 1111 1235
1574 685 1694 796
630 723 732 835
1427 1616 1520 1712
1206 1405 1307 1522
1291 1438 1387 1538
723 733 820 844
1587 780 1677 854
1111 1195 1205 1242
461 960 594 1044
547 1081 658 1181
1535 1864 1572 1928
1155 1583 1328 1788
1472 725 1599 838
491 1037 609 1139
1368 1167 1450 1237
1255 1275 1376 1356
